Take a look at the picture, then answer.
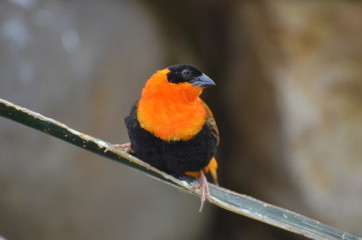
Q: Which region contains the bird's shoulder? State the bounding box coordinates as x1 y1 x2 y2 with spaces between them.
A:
201 101 219 145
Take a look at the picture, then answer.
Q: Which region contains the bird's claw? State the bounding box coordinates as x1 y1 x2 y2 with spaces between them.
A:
191 171 211 212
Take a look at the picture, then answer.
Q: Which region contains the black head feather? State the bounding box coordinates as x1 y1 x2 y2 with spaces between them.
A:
167 64 203 84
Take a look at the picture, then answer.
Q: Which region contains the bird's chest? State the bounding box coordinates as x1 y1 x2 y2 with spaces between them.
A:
137 98 206 141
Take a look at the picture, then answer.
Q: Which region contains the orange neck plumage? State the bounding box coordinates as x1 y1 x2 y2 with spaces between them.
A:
137 69 206 141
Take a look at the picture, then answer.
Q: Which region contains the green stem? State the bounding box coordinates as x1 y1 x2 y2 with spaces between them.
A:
0 98 360 240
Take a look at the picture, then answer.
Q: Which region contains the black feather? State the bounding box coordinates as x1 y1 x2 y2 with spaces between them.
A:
125 103 217 175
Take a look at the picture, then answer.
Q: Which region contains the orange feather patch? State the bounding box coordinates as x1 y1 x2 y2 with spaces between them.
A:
137 69 206 141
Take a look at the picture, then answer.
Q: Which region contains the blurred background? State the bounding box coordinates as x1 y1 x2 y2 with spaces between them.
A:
1 0 362 239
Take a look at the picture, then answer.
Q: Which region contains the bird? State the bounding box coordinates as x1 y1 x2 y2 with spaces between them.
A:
122 64 219 211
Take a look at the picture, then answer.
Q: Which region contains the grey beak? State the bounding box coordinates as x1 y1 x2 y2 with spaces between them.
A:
191 74 216 87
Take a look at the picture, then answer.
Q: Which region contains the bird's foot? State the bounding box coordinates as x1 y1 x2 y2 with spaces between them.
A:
191 171 211 212
104 143 132 153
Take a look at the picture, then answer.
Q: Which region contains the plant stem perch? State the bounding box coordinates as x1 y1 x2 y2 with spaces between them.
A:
0 98 360 240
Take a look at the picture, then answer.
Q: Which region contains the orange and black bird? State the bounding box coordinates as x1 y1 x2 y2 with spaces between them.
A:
124 64 219 211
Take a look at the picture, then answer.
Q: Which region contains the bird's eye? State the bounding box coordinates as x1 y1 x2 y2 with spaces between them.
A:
181 68 192 80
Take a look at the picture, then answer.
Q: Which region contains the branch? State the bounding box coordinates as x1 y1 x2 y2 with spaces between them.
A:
0 98 359 240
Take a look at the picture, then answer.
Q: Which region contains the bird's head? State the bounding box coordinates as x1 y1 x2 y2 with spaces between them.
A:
166 64 215 87
142 64 215 102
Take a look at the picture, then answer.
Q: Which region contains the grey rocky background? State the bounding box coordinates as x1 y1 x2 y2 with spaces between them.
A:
1 0 361 239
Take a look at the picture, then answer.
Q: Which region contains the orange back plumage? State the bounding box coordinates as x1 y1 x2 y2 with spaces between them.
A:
137 69 206 141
